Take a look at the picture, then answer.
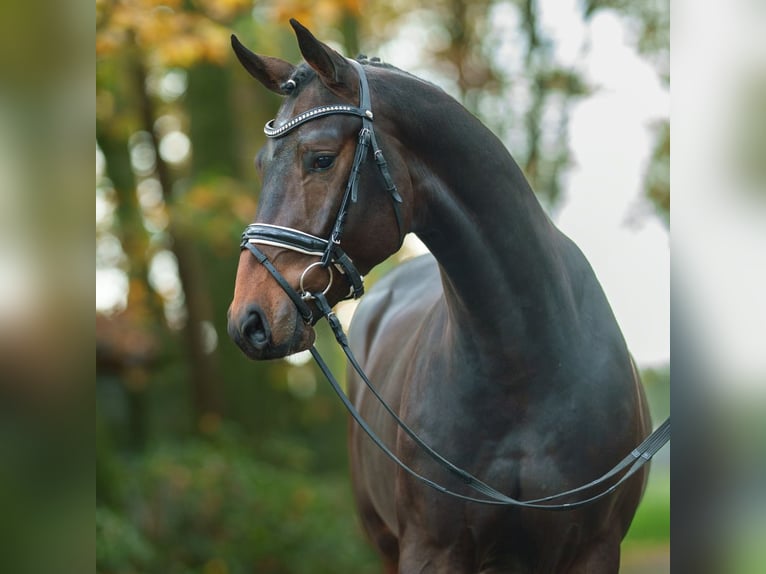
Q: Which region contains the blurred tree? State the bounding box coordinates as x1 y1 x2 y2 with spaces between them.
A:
732 73 766 198
644 120 670 226
585 0 670 224
363 0 668 216
584 0 669 84
97 0 251 435
363 0 589 208
516 0 590 208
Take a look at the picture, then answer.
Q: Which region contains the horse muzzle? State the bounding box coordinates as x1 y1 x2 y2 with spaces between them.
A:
228 246 316 360
227 301 315 360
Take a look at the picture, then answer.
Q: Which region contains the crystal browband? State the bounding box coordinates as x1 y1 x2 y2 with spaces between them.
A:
264 105 373 138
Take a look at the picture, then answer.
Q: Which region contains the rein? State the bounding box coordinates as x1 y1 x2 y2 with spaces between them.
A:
240 59 670 510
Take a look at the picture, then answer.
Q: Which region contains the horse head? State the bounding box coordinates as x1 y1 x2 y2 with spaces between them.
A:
228 20 413 360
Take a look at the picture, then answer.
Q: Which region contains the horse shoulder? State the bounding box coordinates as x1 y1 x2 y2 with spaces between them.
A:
348 254 442 364
345 254 443 545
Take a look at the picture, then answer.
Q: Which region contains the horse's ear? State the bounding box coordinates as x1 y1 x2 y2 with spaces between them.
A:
231 35 296 95
289 19 359 102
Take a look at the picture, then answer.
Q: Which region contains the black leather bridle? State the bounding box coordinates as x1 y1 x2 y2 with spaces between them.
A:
239 59 670 510
241 59 403 324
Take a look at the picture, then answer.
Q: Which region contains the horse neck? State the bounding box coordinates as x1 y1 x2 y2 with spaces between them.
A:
386 78 579 365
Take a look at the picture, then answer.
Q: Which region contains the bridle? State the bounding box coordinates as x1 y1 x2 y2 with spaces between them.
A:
239 59 670 510
241 59 403 325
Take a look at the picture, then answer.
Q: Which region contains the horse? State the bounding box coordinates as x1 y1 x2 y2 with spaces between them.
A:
227 20 652 574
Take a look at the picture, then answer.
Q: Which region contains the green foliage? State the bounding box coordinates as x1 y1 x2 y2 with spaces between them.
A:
641 365 670 423
97 506 155 572
732 73 766 196
643 120 670 226
98 437 379 574
623 469 670 545
620 367 670 567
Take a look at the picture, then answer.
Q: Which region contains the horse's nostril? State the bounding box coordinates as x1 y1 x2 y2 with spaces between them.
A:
242 308 271 350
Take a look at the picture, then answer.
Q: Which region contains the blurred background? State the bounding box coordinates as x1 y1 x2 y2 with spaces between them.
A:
93 1 673 572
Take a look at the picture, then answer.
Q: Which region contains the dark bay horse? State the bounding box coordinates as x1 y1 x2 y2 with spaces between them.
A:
228 20 651 573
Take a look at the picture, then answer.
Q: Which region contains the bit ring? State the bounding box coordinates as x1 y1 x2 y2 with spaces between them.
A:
299 262 334 300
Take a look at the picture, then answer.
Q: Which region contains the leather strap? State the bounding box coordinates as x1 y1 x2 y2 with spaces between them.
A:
242 242 314 324
242 223 328 255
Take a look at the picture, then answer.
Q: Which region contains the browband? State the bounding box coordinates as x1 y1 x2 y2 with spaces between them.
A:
264 105 372 138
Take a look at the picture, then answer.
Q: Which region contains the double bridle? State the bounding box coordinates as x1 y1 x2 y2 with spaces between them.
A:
239 59 670 510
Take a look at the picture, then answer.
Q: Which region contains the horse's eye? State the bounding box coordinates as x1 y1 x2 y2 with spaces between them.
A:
312 155 336 171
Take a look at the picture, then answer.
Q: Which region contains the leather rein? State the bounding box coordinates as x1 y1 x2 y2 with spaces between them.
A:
240 59 670 510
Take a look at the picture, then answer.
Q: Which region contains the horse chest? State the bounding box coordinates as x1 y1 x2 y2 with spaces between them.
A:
386 358 536 508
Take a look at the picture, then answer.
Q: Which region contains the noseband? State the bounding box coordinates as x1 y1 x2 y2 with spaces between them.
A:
239 59 670 509
240 59 404 324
